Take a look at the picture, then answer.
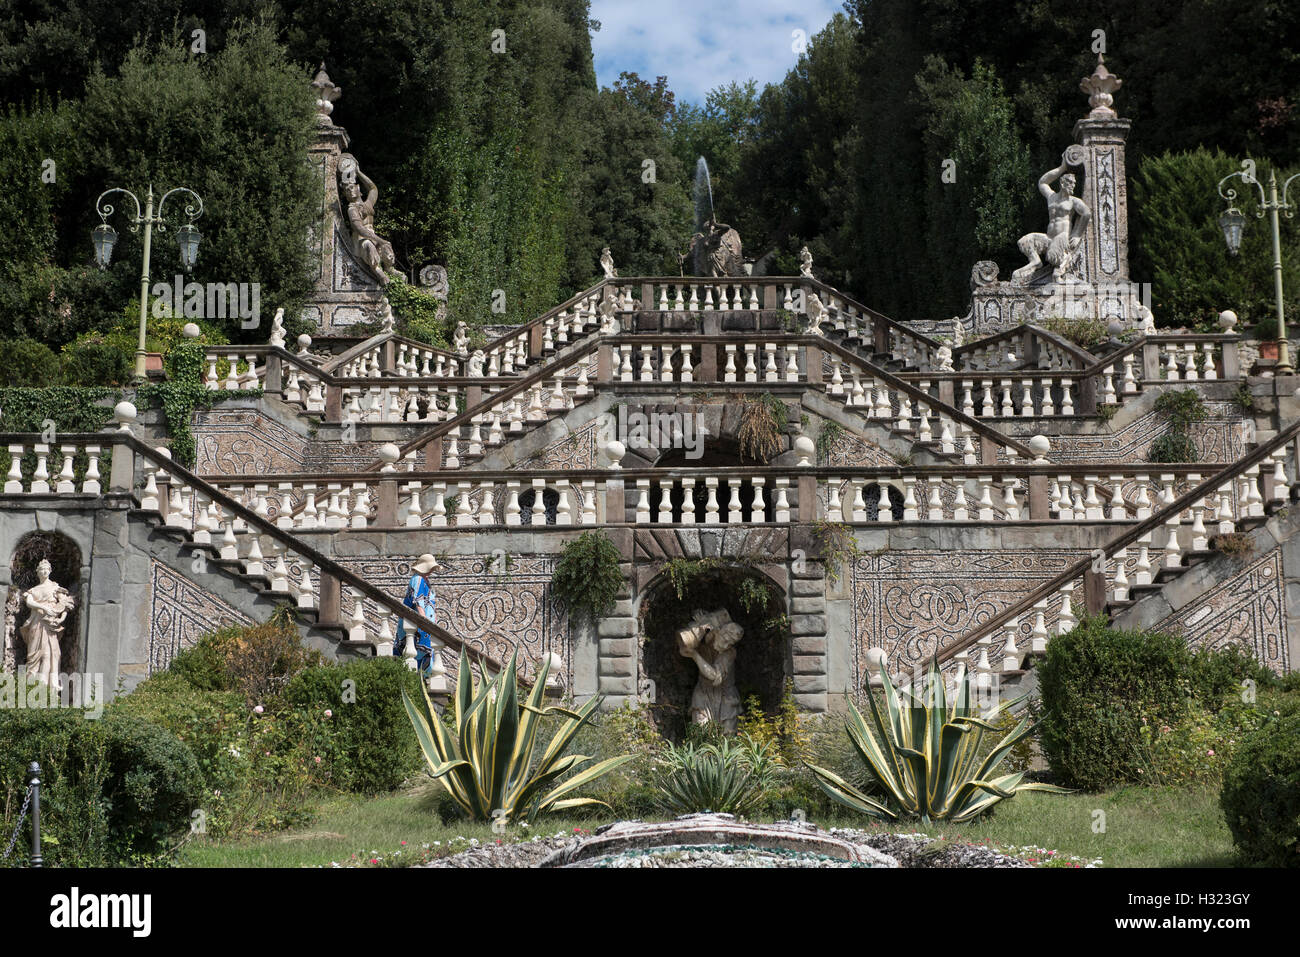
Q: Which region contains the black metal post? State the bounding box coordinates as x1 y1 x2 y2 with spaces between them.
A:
27 762 41 868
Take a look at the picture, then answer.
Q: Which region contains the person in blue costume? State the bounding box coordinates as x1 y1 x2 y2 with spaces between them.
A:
394 553 440 675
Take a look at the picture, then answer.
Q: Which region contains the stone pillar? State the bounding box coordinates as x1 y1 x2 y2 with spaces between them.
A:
303 65 388 334
1074 55 1132 285
325 384 342 421
318 570 341 626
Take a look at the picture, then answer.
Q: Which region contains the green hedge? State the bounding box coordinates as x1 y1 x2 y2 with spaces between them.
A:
1220 714 1300 867
0 708 203 867
284 657 424 794
60 339 132 386
0 339 61 387
1037 618 1274 790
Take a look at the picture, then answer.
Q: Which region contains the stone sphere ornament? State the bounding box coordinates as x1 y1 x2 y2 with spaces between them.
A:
113 400 137 431
794 435 815 467
182 322 201 339
1218 310 1238 332
377 443 401 471
1029 434 1051 463
603 439 626 469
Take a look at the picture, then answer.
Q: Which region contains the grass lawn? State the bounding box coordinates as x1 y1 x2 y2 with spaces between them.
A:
176 784 601 868
177 782 1238 868
903 786 1238 868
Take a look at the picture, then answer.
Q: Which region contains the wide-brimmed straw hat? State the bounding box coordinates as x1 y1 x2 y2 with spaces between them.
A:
412 554 441 574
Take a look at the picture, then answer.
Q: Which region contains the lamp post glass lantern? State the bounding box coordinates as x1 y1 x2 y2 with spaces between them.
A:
1218 162 1300 375
175 223 201 271
90 184 205 379
91 223 118 268
1218 207 1245 257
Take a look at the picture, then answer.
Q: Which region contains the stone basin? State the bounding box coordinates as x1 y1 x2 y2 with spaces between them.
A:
540 813 898 868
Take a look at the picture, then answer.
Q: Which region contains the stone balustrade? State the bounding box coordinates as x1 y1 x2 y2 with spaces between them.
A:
1145 337 1238 382
183 462 1277 531
937 421 1300 676
4 440 105 494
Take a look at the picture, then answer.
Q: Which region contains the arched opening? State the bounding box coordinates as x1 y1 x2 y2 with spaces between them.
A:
7 531 83 674
863 482 905 521
637 563 789 741
518 487 559 525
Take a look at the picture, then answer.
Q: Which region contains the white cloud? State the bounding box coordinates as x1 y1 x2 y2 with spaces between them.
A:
590 0 845 104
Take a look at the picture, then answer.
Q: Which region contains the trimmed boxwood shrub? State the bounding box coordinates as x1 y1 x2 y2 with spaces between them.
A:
1037 618 1267 790
60 338 132 386
0 338 62 387
284 656 424 793
0 708 203 866
1220 714 1300 867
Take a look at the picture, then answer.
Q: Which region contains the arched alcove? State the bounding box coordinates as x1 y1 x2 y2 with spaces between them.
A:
7 531 83 674
637 563 789 741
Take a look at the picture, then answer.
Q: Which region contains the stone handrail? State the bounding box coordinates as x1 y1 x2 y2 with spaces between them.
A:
0 430 512 683
952 322 1096 369
801 277 942 349
933 418 1300 668
816 337 1035 459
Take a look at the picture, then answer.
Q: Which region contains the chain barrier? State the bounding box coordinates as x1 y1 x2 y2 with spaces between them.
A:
2 782 34 860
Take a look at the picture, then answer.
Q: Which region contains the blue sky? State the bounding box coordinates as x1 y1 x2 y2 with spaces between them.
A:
590 0 846 105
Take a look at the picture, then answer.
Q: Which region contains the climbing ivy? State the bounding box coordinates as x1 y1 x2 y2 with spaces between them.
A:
0 386 120 433
0 386 121 482
386 275 451 348
137 382 262 468
809 520 863 585
815 421 843 464
1150 389 1208 463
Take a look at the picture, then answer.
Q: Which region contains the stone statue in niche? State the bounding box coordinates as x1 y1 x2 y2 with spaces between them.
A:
339 155 397 284
600 247 618 279
1012 147 1090 285
20 560 74 692
689 216 745 277
676 608 744 733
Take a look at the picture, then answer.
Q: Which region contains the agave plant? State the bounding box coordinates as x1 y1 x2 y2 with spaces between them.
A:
402 649 633 822
807 658 1070 824
655 735 778 817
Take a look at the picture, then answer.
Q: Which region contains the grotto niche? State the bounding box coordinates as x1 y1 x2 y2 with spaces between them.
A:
637 562 789 741
4 531 83 678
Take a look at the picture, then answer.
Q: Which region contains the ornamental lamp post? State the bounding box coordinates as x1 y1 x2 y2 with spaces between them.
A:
91 184 204 380
1218 161 1300 375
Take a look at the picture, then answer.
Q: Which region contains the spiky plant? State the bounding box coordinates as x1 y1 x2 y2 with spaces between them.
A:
402 650 633 822
807 658 1070 824
654 735 778 817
